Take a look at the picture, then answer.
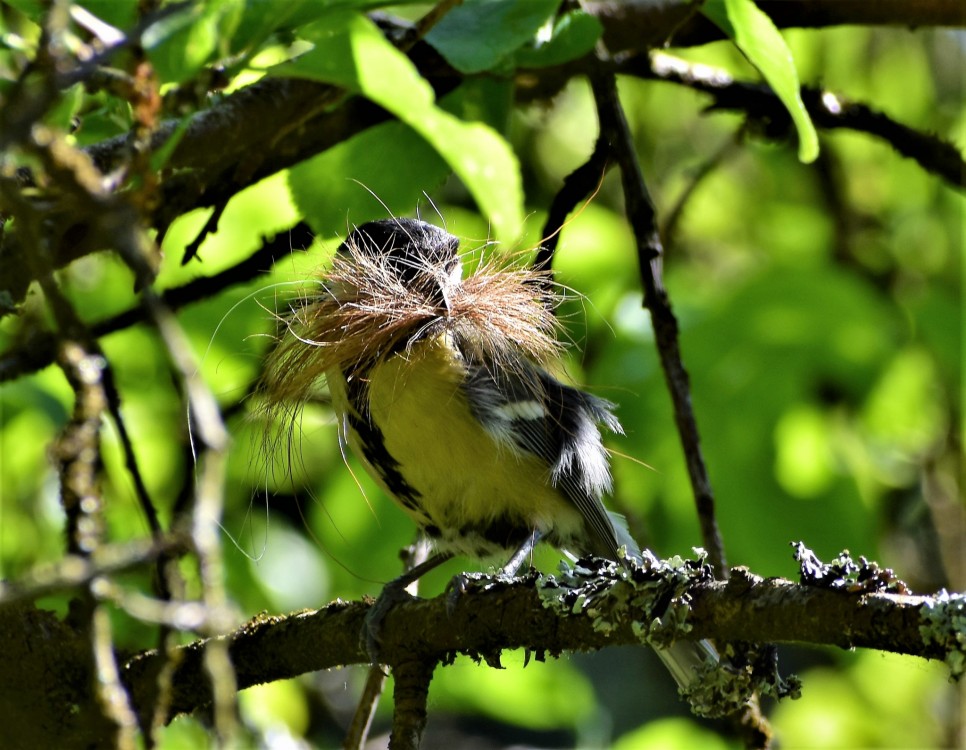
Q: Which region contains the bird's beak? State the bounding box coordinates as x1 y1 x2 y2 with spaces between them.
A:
429 259 462 315
426 274 452 315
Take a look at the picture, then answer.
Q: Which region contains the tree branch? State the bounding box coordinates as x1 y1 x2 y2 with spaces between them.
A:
116 558 963 725
587 0 966 52
630 52 966 191
537 132 612 273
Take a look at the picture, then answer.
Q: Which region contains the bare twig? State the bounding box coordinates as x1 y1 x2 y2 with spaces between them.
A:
91 606 140 750
631 52 966 191
0 536 189 605
589 67 728 579
345 540 431 750
181 201 228 265
344 665 390 750
42 267 145 746
44 292 108 556
661 126 746 251
0 222 315 382
28 214 164 567
589 63 773 744
390 659 436 750
101 367 166 542
142 291 237 746
537 132 612 273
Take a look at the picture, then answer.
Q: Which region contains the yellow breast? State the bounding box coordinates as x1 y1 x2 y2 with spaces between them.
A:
336 331 586 557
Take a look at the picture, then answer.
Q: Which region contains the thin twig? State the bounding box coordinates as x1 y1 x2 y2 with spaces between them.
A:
344 540 432 749
34 267 166 564
142 290 237 746
589 62 781 749
344 665 389 750
630 52 965 191
181 201 228 265
389 659 436 750
589 67 728 579
0 222 315 383
537 132 612 273
661 126 746 251
43 284 108 556
91 605 140 749
0 536 189 605
42 264 146 745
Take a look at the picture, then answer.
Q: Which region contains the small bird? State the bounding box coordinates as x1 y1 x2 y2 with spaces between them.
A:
260 217 716 689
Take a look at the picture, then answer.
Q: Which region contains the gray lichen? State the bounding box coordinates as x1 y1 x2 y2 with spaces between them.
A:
538 551 800 718
919 589 966 680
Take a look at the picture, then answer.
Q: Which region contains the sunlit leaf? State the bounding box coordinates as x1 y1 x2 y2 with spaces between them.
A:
425 0 561 73
514 10 602 68
143 1 244 83
273 12 523 241
287 120 450 236
704 0 819 162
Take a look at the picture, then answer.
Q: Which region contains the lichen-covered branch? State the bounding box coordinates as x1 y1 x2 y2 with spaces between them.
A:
113 553 965 727
5 549 954 748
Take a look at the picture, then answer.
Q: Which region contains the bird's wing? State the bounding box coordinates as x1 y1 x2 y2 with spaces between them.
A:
461 356 626 558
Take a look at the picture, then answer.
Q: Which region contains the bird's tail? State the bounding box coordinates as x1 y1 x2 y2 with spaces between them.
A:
605 511 721 690
654 638 720 691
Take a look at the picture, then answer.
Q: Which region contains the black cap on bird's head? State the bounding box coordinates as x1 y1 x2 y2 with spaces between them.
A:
340 219 462 309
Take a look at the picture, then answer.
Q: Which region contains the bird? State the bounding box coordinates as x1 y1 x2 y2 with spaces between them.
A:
259 216 718 690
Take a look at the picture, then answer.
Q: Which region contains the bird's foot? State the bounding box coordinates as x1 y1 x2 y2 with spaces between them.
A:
362 581 418 663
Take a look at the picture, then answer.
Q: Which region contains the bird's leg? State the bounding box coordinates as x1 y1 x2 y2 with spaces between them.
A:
445 529 545 613
364 551 454 662
500 530 544 668
501 528 544 576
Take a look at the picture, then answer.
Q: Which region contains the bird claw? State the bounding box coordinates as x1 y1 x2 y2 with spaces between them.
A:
362 582 418 663
444 572 476 616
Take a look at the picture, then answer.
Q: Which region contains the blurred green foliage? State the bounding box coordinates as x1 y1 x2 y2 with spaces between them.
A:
0 1 961 748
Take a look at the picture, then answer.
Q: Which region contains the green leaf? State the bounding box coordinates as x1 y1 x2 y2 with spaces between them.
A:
44 83 85 132
143 1 242 84
704 0 819 163
273 12 523 241
231 0 416 53
3 0 45 22
272 12 417 95
514 10 602 69
230 0 350 54
287 120 451 234
425 0 562 74
415 110 522 242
